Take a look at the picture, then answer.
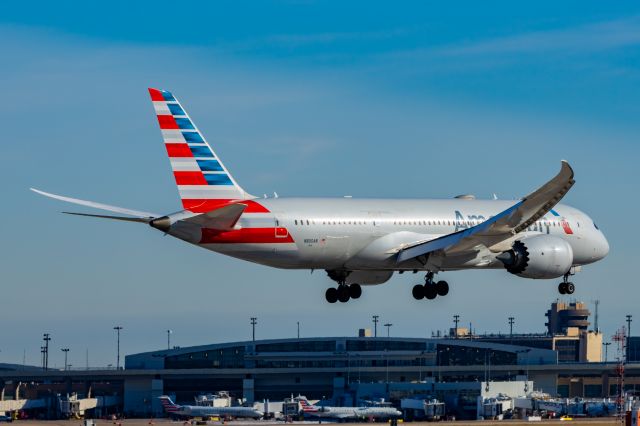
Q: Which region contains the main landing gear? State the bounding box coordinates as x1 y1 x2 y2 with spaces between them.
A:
325 270 362 303
558 272 575 295
325 283 362 304
412 271 449 301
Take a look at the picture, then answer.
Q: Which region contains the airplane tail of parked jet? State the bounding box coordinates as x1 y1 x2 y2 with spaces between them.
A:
159 396 181 414
299 399 320 413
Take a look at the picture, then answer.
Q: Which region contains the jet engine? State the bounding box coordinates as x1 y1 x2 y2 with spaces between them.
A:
497 235 573 279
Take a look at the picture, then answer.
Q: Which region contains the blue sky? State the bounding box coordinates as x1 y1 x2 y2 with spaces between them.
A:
1 1 639 368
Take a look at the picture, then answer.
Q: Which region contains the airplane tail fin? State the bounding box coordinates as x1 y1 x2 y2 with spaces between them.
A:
299 399 318 412
159 395 180 413
148 88 254 213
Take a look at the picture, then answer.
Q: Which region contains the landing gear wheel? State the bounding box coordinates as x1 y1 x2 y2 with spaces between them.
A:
337 285 351 303
566 282 575 294
325 287 338 303
349 283 362 299
436 280 449 296
424 284 437 300
412 284 425 300
558 282 567 295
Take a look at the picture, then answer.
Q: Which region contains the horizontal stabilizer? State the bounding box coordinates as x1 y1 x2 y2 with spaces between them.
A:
31 188 158 219
63 212 152 223
182 203 246 230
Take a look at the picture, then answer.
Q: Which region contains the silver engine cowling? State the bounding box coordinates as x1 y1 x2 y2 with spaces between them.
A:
497 235 573 279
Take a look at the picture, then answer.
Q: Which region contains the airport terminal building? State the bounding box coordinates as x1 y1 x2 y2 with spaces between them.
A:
125 336 555 404
0 301 635 417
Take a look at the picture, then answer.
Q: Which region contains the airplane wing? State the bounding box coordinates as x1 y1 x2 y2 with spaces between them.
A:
396 161 575 263
31 188 158 219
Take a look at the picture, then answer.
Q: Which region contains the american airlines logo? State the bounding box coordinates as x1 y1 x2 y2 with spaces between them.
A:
455 210 572 235
454 210 487 232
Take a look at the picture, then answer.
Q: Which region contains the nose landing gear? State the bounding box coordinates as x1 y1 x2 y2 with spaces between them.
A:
412 272 449 301
558 273 575 295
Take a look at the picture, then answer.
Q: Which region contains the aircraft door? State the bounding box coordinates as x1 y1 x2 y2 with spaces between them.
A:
274 218 289 238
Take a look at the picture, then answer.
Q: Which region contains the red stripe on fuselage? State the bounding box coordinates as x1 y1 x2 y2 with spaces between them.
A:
200 227 293 244
174 171 207 185
166 143 193 157
157 114 179 129
182 199 270 213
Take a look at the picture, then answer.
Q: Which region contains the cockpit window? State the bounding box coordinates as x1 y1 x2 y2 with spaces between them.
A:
594 222 599 230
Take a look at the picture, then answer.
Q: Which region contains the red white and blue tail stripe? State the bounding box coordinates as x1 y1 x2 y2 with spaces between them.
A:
299 399 319 412
159 395 181 413
149 88 253 213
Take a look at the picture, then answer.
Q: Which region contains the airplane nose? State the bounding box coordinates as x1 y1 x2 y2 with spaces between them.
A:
596 231 609 260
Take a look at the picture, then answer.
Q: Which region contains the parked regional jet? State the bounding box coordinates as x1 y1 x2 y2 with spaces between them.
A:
299 399 402 419
32 88 609 303
159 395 263 419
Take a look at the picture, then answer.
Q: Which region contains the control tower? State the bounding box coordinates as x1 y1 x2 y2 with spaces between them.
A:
545 301 590 335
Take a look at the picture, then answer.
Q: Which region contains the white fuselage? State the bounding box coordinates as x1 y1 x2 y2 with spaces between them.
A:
169 198 609 280
175 404 263 419
305 406 403 419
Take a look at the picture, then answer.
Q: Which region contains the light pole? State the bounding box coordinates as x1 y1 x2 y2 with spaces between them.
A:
166 329 172 350
61 348 69 371
40 346 46 370
372 315 379 337
603 342 611 362
453 315 460 338
43 334 51 371
250 317 257 342
626 315 633 361
508 317 515 341
297 321 300 339
384 323 393 338
113 326 123 369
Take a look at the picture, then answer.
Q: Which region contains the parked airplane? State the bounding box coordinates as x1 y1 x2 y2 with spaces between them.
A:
32 88 609 303
299 399 402 419
159 395 263 419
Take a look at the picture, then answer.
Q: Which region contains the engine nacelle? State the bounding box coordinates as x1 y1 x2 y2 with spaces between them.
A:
497 235 573 279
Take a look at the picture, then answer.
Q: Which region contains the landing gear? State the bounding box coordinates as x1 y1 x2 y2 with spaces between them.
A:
325 287 338 303
436 280 449 296
337 285 350 303
413 272 449 301
325 270 362 303
558 273 575 295
349 283 362 299
412 284 424 300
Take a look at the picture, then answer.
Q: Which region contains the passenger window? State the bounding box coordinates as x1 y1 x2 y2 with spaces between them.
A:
295 220 298 225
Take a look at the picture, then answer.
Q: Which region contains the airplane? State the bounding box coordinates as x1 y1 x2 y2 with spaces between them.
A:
159 395 263 419
31 88 609 303
299 398 402 419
